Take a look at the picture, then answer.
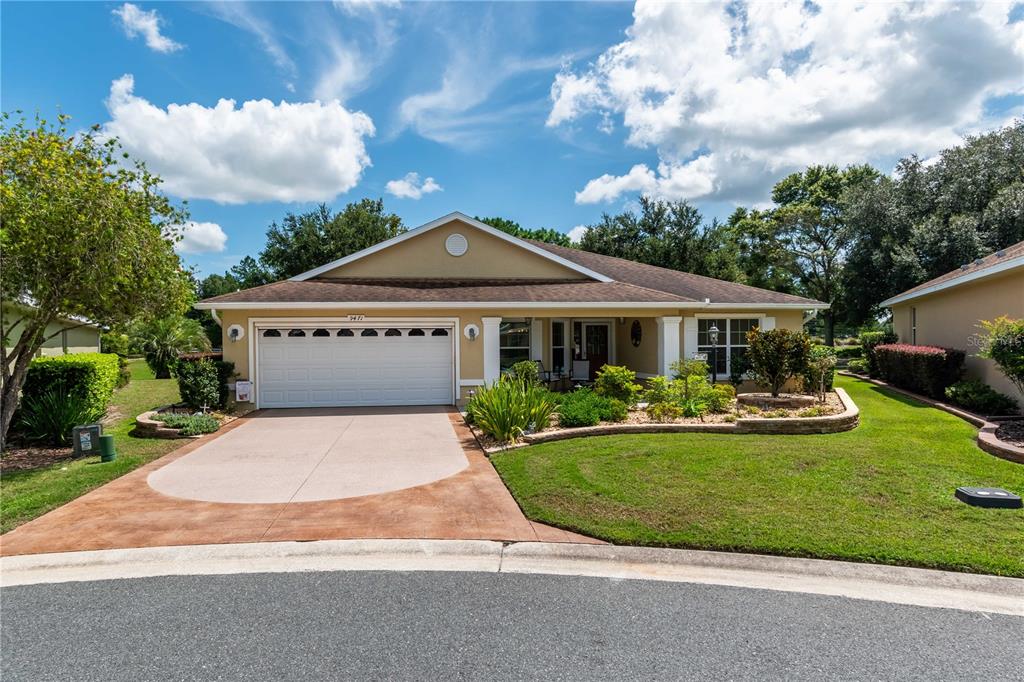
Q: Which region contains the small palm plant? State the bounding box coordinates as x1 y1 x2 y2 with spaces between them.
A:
131 316 211 378
466 377 557 444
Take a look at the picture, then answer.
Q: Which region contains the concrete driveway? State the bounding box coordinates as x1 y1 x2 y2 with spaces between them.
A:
147 407 469 504
0 408 596 557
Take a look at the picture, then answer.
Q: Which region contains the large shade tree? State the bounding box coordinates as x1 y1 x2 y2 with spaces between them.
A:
0 113 192 444
475 216 574 247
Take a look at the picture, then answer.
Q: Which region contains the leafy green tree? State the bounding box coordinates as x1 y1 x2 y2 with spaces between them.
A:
843 121 1024 325
260 199 404 279
475 216 574 247
770 164 879 345
725 207 798 294
578 197 740 280
0 113 191 443
130 316 211 379
746 328 812 397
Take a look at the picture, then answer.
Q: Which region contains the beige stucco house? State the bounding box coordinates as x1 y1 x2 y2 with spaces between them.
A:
1 303 102 358
195 212 827 409
881 239 1024 403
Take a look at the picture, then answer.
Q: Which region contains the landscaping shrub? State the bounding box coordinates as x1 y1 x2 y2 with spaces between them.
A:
671 358 709 386
746 328 811 397
680 396 710 418
466 379 556 443
803 345 837 399
859 330 897 377
944 380 1019 415
702 383 735 413
647 402 683 422
153 412 220 436
594 364 642 405
507 360 540 385
978 317 1024 399
131 316 211 379
174 359 220 411
728 352 750 389
115 355 131 388
847 358 869 374
175 356 235 409
22 353 120 420
558 389 627 427
835 345 863 359
100 330 132 356
17 387 106 445
874 344 965 399
643 376 680 406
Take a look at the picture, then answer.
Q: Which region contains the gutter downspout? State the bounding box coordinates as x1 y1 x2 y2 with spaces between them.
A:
210 309 222 326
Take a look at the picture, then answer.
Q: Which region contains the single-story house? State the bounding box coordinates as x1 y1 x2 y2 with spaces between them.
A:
195 212 827 409
1 303 102 358
880 239 1024 403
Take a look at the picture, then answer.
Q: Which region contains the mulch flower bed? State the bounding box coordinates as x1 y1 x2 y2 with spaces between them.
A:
995 420 1024 448
470 391 845 450
1 444 77 473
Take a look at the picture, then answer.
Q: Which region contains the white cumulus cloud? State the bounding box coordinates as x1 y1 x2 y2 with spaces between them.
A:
385 172 443 200
566 225 588 243
113 3 183 53
551 1 1024 205
174 221 228 255
102 75 375 204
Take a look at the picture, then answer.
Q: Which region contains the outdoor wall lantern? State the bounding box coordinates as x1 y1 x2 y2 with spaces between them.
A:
464 323 479 341
227 324 245 342
709 324 720 384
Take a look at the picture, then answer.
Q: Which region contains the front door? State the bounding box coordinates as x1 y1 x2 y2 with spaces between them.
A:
583 323 609 379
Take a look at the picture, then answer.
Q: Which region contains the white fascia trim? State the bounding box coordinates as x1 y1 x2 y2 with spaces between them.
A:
195 301 825 311
879 256 1024 307
287 211 613 283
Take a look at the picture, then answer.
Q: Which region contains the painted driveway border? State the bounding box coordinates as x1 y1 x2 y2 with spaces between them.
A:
1 539 1021 617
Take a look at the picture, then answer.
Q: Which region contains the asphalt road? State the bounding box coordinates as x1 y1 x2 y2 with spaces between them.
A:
2 571 1020 681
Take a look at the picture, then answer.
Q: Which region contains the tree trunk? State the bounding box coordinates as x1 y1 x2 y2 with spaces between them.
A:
0 317 50 449
823 311 835 347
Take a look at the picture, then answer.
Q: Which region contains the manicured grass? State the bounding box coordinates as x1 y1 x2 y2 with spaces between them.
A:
128 357 156 381
1 359 182 533
491 376 1024 576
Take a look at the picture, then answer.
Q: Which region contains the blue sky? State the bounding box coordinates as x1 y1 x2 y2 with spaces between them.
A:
3 1 1022 278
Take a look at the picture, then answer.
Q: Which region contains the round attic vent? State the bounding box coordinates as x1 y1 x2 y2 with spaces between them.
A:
445 233 469 257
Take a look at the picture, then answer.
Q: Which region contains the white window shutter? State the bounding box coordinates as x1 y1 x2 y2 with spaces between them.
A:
761 316 776 331
530 318 544 362
683 317 699 358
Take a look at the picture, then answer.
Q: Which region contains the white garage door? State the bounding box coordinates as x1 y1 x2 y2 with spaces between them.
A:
256 325 454 408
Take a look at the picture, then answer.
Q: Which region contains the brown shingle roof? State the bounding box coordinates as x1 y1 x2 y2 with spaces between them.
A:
882 239 1024 304
527 240 825 306
198 279 691 305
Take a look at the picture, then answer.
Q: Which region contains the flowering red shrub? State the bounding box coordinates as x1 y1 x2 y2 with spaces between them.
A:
874 344 965 399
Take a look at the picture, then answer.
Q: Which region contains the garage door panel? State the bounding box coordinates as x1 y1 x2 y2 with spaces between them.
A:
257 325 454 408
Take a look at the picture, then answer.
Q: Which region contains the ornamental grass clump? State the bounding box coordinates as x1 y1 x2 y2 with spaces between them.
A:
17 387 106 445
466 378 557 443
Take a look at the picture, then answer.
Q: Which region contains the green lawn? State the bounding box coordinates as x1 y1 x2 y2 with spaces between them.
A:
492 375 1024 576
1 359 182 534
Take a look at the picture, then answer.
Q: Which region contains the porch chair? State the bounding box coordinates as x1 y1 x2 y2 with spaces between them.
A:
571 359 592 387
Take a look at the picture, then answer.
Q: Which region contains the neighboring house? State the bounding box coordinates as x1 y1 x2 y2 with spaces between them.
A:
1 303 102 358
195 212 827 409
880 239 1024 403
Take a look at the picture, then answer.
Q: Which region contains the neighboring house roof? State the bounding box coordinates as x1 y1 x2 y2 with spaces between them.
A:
195 212 829 311
879 240 1024 307
1 301 102 329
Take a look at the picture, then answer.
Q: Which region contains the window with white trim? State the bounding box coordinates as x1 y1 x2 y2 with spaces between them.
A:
550 321 566 376
698 318 759 377
499 320 530 371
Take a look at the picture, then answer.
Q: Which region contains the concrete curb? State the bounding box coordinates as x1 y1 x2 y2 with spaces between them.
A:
2 540 1021 617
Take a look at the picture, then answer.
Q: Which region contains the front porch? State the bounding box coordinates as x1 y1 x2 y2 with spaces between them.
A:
479 314 777 389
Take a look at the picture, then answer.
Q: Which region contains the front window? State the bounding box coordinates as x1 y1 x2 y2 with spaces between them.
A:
551 321 566 375
698 318 759 377
499 320 531 370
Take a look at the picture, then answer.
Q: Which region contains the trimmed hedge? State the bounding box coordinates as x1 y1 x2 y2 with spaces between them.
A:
874 344 965 399
944 379 1018 416
22 353 120 418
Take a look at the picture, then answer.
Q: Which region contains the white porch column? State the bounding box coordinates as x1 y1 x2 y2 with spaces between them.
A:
482 316 502 384
656 316 683 377
530 318 544 362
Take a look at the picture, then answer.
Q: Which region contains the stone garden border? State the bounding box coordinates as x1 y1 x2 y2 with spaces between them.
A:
472 388 859 454
837 371 1024 465
135 406 201 439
